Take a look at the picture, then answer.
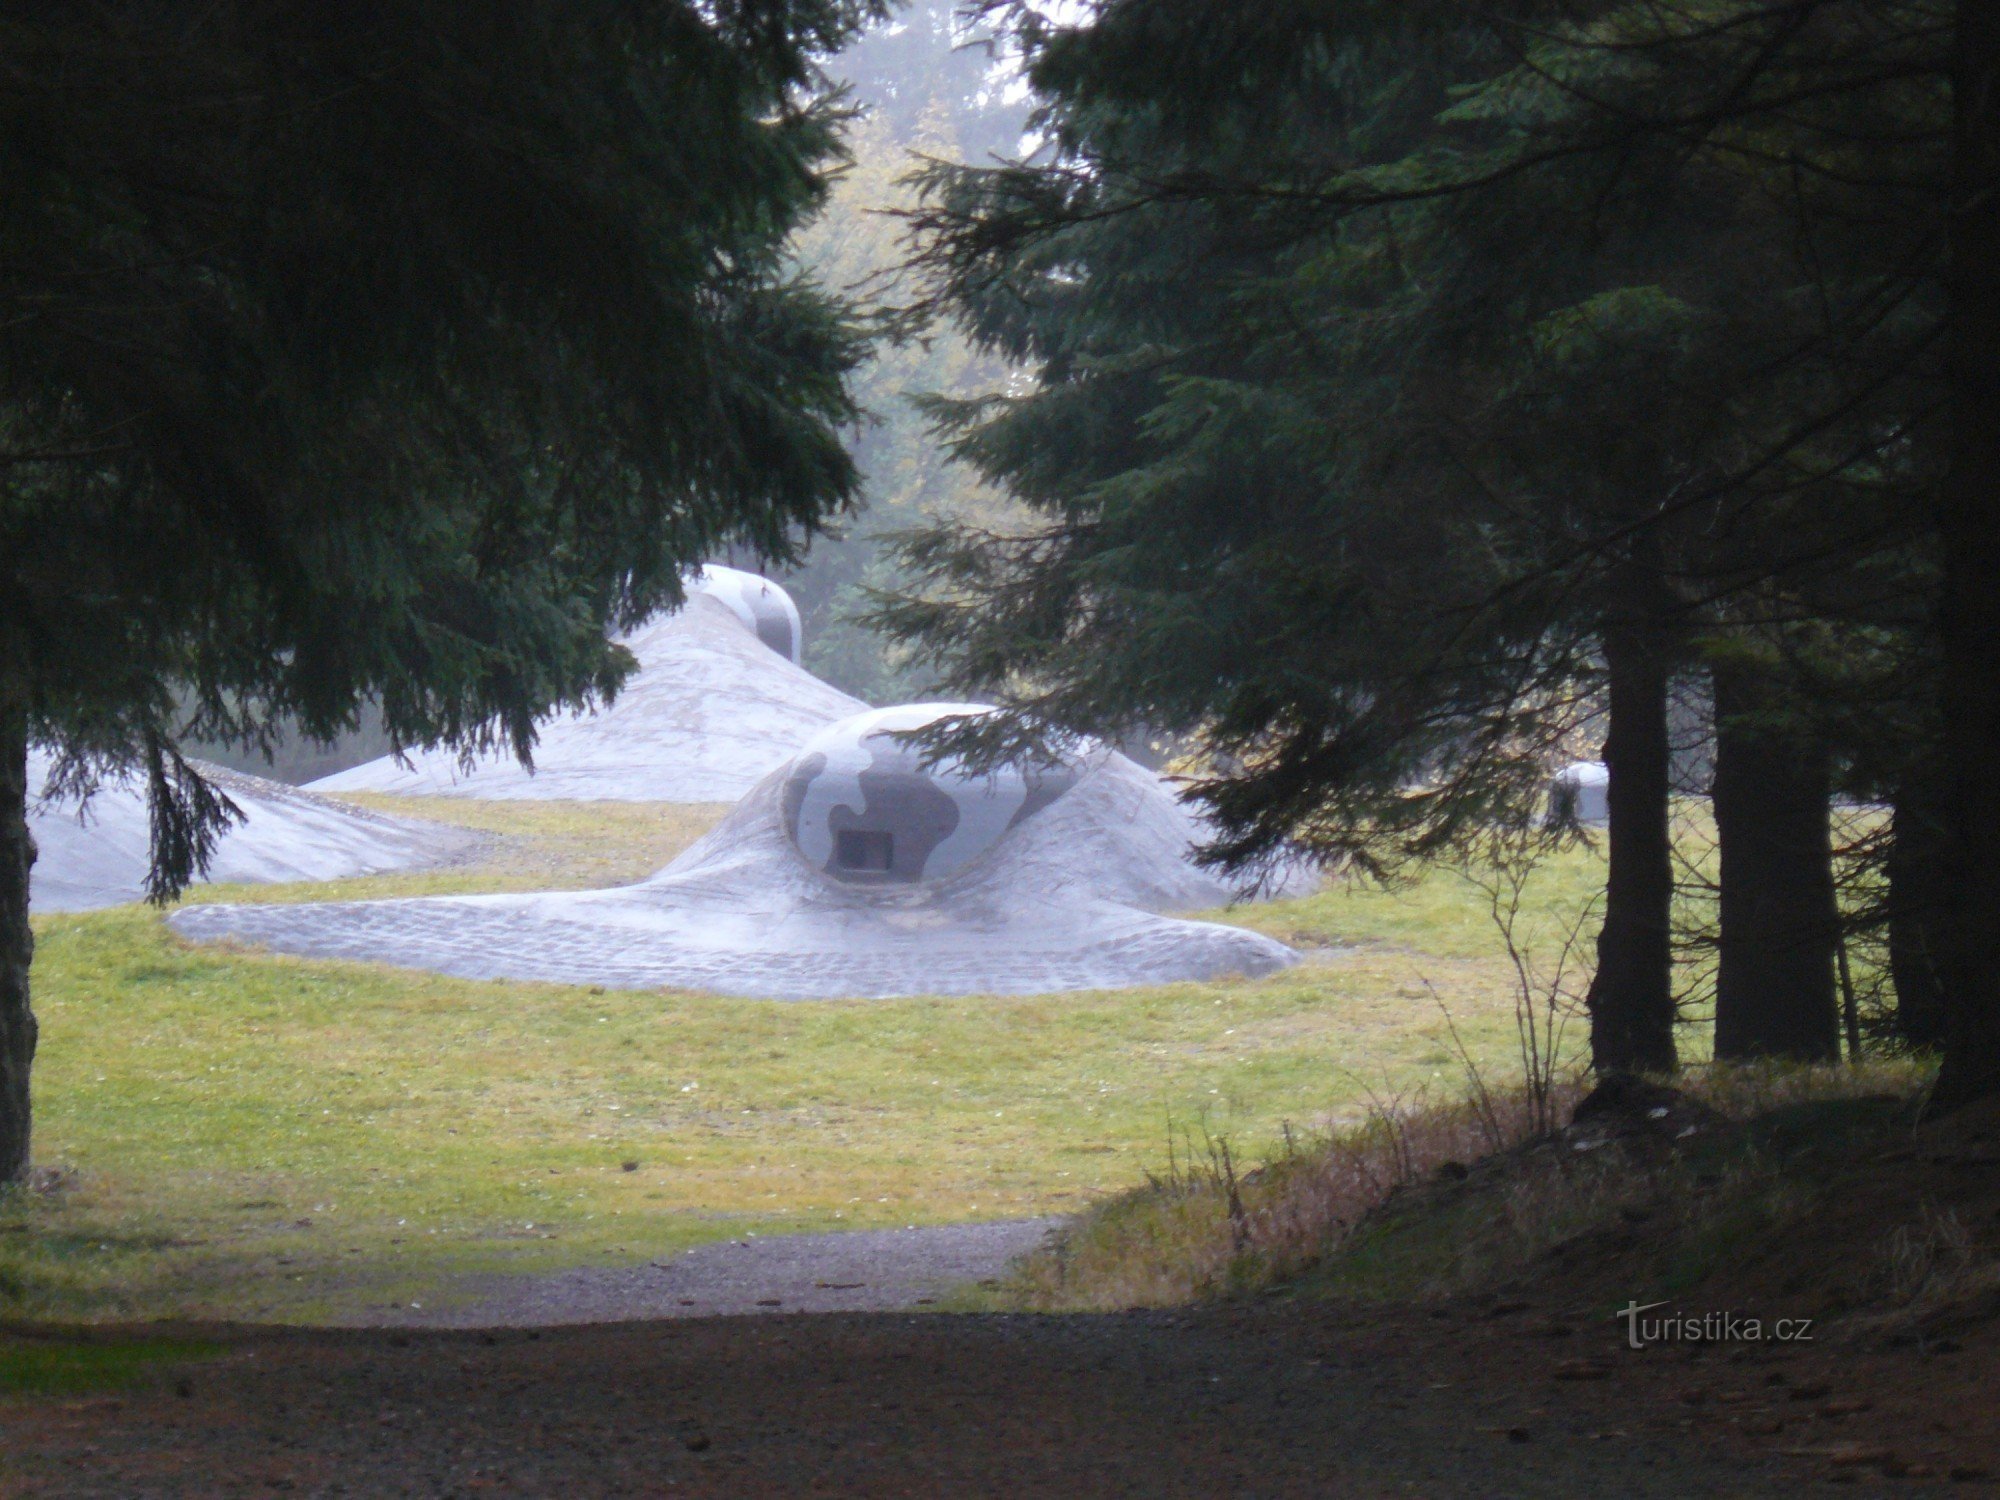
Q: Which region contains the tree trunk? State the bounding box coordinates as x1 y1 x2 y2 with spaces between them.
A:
1586 596 1679 1076
0 658 35 1184
1888 760 1951 1052
1711 659 1840 1063
1932 1 2000 1111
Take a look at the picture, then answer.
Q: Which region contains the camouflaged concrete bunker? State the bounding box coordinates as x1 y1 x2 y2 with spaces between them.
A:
172 700 1304 999
781 705 1081 885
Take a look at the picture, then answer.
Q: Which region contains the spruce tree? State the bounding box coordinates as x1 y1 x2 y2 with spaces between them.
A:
1710 650 1842 1062
886 0 1958 1083
1933 0 2000 1110
0 0 883 1181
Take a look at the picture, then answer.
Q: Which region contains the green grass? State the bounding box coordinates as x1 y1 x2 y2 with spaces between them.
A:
4 796 1619 1323
0 1333 221 1396
237 793 735 901
1226 842 1610 964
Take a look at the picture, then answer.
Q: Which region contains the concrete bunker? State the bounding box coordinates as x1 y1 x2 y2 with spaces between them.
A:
309 567 861 803
173 702 1303 1000
781 704 1080 886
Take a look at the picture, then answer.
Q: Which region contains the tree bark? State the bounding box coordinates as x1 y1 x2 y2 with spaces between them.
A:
1711 659 1840 1063
1888 760 1951 1052
1932 0 2000 1111
1586 596 1679 1076
0 655 36 1184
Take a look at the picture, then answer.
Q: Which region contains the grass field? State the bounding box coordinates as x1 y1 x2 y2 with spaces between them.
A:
2 795 1617 1323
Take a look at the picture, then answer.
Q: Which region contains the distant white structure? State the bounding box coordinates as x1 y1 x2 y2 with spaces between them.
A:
173 704 1299 1000
28 753 477 913
1548 760 1610 825
685 565 803 664
310 568 859 804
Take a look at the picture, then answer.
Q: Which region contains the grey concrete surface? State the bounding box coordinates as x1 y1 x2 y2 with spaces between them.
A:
28 754 482 913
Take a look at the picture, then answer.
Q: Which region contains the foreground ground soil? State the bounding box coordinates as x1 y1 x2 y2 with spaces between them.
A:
5 1285 1993 1497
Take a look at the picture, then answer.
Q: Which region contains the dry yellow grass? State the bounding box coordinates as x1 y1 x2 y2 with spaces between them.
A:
988 1058 1932 1314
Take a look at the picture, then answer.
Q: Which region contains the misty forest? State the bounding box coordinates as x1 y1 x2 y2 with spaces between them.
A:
2 2 1998 1493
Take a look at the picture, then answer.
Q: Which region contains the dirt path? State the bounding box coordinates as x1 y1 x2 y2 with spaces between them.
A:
1 1294 1948 1497
356 1220 1061 1327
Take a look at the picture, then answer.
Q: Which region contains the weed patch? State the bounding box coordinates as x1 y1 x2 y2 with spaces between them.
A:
991 1061 1934 1313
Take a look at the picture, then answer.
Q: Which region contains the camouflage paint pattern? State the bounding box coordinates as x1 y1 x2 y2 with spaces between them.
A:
783 705 1080 884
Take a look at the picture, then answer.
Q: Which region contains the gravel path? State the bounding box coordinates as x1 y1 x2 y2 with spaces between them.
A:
2 1296 1933 1497
361 1219 1060 1328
